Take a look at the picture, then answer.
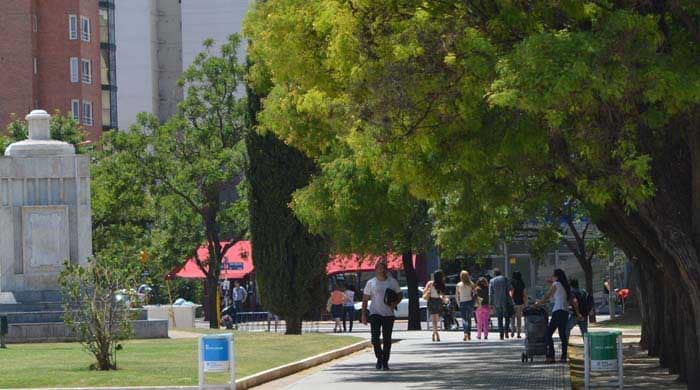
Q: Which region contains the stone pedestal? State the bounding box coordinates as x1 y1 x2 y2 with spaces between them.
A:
0 110 91 299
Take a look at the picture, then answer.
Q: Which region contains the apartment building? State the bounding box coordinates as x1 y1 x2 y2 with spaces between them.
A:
116 0 251 130
0 0 116 140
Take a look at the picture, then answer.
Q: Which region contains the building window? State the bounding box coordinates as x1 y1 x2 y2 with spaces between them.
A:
102 90 112 127
33 15 38 32
71 100 80 122
33 58 37 75
82 101 93 126
70 57 79 83
81 59 92 84
80 16 91 42
99 9 109 43
68 15 78 40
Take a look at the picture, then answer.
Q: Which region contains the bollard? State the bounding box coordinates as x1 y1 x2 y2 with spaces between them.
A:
0 315 8 348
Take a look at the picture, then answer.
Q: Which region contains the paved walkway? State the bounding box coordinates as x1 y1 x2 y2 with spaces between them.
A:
256 330 571 389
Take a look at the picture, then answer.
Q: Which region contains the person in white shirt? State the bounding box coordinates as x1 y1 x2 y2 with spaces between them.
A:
343 284 356 332
535 269 582 363
455 270 476 341
232 281 247 326
361 260 402 370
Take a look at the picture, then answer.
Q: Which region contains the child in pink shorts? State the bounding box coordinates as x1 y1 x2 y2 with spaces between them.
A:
475 277 490 340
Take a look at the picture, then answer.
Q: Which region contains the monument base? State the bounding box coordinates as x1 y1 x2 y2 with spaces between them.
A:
0 292 17 304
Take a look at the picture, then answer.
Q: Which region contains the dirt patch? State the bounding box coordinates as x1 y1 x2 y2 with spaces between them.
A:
569 337 684 389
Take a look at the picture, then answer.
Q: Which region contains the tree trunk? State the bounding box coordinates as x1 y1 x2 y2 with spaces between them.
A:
582 260 596 323
402 251 421 330
206 278 220 329
286 316 302 335
595 204 700 388
630 258 649 350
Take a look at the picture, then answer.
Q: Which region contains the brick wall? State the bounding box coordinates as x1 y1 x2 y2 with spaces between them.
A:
0 0 102 141
0 0 35 130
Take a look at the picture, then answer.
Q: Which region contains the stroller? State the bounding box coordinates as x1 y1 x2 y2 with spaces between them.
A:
521 305 548 363
442 297 460 331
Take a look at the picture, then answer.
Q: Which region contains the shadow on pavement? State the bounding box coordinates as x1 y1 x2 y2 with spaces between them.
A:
321 339 568 389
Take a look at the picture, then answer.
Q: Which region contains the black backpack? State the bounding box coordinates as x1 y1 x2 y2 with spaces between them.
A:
574 289 594 316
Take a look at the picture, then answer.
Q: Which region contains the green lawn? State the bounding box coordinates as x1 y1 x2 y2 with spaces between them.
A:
591 308 642 331
0 332 361 388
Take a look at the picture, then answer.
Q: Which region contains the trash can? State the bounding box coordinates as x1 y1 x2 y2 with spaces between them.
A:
588 331 621 370
584 331 623 389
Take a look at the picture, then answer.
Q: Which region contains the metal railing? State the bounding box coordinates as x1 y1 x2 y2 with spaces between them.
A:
223 311 321 333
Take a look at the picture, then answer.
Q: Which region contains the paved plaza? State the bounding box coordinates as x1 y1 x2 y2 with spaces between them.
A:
257 328 571 389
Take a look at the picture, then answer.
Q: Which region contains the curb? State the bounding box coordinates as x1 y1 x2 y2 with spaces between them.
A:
17 339 371 390
236 339 370 389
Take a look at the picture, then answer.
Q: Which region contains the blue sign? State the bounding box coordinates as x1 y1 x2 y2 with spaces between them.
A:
224 262 244 271
202 335 230 372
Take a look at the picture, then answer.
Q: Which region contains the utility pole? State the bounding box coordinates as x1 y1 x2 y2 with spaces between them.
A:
503 241 509 276
608 247 616 320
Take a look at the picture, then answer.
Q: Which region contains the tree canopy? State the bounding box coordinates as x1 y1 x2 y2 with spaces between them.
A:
106 35 249 328
245 1 700 384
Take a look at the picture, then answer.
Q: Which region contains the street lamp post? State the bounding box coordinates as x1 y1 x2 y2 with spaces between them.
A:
608 248 616 320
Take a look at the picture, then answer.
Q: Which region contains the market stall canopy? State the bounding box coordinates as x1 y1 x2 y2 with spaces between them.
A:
167 240 415 279
167 241 253 280
326 252 416 276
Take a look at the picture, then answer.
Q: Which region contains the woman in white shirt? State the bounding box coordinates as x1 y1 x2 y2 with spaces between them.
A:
455 270 475 341
535 269 581 363
361 260 402 370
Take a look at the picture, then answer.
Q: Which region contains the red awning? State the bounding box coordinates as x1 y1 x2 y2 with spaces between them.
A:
167 241 254 280
167 240 414 279
326 253 416 276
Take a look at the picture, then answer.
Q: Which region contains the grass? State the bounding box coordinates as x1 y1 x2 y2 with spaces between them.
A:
590 308 642 331
0 332 361 389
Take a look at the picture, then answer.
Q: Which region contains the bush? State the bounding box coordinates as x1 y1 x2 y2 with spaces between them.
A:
58 255 138 370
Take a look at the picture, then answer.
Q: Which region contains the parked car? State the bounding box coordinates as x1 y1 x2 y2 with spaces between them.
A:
354 286 427 319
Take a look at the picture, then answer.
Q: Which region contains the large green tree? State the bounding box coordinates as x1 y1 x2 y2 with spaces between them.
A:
245 85 327 335
121 35 249 328
291 154 431 330
246 1 700 384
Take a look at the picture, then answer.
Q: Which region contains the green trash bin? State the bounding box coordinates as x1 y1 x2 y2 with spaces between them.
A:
587 331 621 371
584 331 623 390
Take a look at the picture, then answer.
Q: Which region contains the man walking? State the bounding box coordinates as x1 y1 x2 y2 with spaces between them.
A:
489 268 511 340
232 280 247 327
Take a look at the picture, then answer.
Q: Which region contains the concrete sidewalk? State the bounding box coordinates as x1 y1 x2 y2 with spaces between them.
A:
257 330 571 389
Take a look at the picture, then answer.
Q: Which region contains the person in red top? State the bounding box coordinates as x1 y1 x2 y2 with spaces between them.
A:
329 285 347 333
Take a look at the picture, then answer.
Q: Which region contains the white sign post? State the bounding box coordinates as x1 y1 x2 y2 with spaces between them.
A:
198 334 235 389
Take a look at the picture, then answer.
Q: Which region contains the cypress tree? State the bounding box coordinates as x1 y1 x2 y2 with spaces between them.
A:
245 86 327 334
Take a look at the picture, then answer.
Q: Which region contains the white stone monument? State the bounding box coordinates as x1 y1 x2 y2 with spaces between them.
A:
0 110 92 304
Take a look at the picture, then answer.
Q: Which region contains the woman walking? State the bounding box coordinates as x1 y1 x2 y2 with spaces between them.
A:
424 270 447 342
329 284 346 333
343 284 356 332
536 269 577 363
475 277 490 340
455 270 475 341
511 271 527 338
361 261 402 370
